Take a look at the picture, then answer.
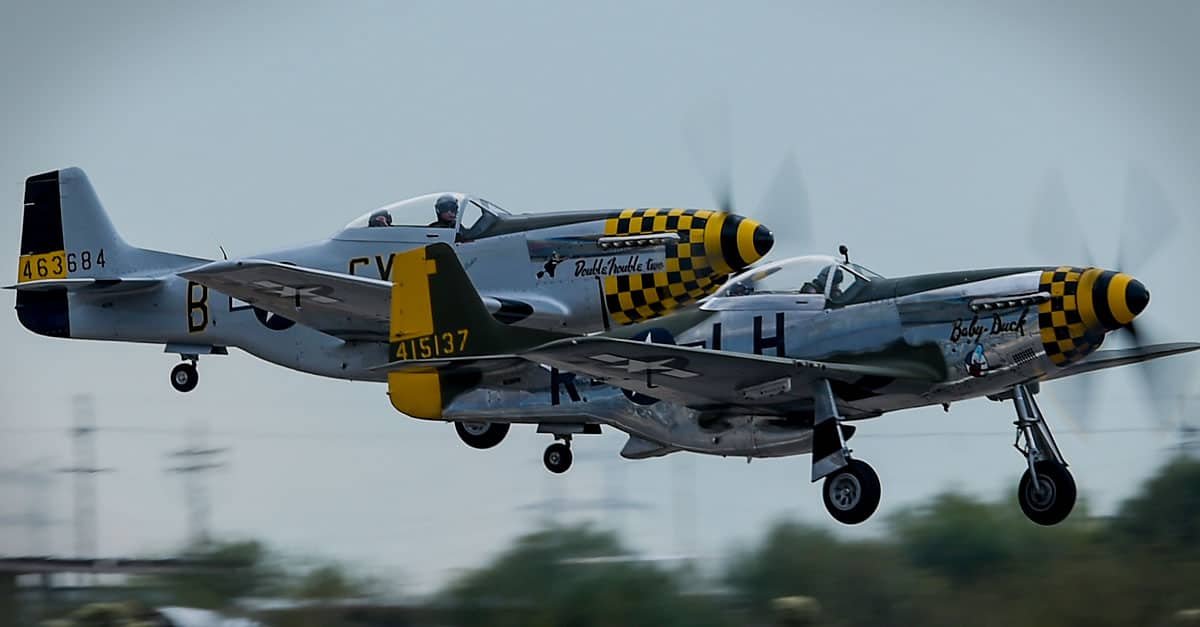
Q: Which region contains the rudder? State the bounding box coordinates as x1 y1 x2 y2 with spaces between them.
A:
386 243 564 419
17 167 132 284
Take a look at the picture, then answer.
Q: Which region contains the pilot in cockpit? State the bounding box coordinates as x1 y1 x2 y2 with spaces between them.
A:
828 268 845 299
367 209 393 227
429 194 459 228
800 266 847 298
801 267 829 294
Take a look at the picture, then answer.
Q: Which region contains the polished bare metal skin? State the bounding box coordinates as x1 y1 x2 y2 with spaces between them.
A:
443 255 1165 456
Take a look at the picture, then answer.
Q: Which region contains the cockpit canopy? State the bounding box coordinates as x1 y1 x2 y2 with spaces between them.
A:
712 255 883 303
340 193 510 238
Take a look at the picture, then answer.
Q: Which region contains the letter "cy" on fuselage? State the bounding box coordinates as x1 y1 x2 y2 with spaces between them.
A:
348 255 397 280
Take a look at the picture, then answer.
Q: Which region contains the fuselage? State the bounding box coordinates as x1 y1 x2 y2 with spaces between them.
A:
440 256 1150 458
16 174 772 383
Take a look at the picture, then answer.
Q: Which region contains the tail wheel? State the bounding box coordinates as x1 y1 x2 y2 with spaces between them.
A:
543 442 573 474
454 421 510 449
821 459 881 525
1018 460 1076 526
170 363 198 393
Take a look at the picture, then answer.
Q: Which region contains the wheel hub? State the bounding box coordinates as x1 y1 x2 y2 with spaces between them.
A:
461 422 489 436
1026 476 1056 511
828 473 862 511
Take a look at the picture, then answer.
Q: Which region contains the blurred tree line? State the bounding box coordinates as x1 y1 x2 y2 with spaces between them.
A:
440 456 1200 627
50 456 1200 627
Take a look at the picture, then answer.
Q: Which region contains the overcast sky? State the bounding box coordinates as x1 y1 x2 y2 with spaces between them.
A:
2 1 1199 593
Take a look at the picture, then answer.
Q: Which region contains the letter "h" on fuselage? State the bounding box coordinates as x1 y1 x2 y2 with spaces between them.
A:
753 313 786 356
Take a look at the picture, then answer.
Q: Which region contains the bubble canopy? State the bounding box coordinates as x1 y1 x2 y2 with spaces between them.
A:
341 193 510 232
711 255 882 301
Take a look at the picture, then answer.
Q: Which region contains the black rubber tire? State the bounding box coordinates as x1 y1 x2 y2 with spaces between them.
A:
454 421 510 450
821 459 882 525
170 363 198 393
1018 460 1077 526
543 442 573 474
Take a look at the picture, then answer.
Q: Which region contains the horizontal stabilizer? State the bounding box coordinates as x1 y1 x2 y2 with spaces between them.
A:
4 277 161 293
370 354 527 375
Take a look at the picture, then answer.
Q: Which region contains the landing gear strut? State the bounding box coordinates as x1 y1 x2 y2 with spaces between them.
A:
170 356 199 393
543 437 573 474
812 379 882 524
1011 384 1076 525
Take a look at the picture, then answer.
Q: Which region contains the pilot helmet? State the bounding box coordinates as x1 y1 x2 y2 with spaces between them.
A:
435 194 459 217
368 209 392 227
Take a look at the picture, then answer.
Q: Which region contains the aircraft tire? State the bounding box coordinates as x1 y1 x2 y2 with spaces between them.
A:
170 363 198 393
543 442 573 474
454 421 510 449
1017 460 1076 526
821 459 881 525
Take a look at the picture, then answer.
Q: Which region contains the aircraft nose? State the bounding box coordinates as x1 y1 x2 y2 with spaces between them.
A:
1038 266 1148 366
1116 275 1150 322
1094 270 1149 330
717 216 774 272
753 224 774 258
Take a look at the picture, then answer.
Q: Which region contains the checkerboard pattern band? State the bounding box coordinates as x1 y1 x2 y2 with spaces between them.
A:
1038 266 1103 366
603 208 727 325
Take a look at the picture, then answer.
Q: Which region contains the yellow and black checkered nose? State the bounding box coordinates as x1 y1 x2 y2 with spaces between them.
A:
600 208 775 325
1037 266 1150 365
706 215 774 274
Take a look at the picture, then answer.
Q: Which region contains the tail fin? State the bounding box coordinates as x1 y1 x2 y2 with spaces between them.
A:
17 167 204 285
15 168 208 338
19 168 131 283
386 243 565 419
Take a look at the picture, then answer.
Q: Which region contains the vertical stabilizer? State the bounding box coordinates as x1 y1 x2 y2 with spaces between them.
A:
385 243 563 419
17 167 133 284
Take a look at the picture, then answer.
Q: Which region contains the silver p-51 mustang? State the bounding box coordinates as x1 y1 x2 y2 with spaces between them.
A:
373 243 1198 526
11 166 770 386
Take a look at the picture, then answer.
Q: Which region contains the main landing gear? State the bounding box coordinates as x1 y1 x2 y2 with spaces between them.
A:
454 421 510 449
1010 384 1076 525
170 357 199 393
811 379 882 525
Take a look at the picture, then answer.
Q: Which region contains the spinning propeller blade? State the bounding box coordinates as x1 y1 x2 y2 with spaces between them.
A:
755 151 813 254
1031 166 1183 430
683 97 812 256
683 94 735 214
1117 165 1180 274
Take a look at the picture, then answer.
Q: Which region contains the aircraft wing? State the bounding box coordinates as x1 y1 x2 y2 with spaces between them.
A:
1039 342 1200 381
180 259 392 340
523 336 936 411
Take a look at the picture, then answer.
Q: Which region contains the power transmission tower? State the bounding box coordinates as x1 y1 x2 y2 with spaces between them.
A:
0 459 58 555
57 395 113 559
1167 392 1200 458
671 453 697 561
1177 424 1199 458
165 422 228 547
519 451 650 535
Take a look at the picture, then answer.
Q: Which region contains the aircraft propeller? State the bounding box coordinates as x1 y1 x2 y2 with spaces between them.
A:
683 95 813 257
1030 165 1185 431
